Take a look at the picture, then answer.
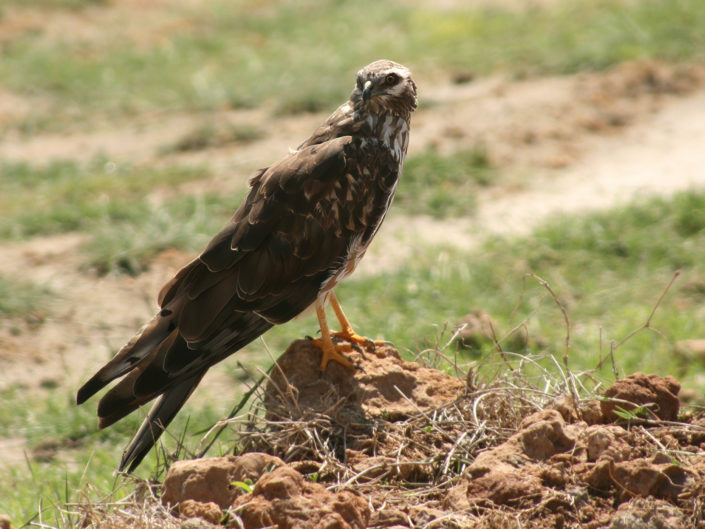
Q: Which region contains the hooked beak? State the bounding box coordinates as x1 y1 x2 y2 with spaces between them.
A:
362 80 373 102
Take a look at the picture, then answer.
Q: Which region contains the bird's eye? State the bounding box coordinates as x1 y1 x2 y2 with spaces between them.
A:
356 77 364 89
385 74 398 85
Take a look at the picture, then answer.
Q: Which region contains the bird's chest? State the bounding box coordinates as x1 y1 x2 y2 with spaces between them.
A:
320 116 409 292
358 114 410 232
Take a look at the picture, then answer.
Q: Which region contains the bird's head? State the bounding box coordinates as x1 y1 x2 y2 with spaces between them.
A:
351 60 417 118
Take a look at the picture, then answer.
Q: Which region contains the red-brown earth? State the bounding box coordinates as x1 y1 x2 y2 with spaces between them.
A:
79 340 705 529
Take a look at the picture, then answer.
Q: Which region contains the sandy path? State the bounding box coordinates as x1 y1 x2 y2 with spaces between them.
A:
473 89 705 237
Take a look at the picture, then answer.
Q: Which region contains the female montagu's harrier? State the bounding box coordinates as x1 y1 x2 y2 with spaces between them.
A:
77 60 418 471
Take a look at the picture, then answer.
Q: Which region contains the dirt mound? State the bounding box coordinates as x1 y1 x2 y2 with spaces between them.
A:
130 341 705 529
265 338 465 421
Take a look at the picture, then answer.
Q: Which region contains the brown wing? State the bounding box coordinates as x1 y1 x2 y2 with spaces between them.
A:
77 133 398 471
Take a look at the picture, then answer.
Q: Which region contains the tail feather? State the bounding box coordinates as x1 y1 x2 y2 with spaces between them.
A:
77 262 276 472
96 329 183 429
76 310 176 405
97 368 154 429
119 372 205 473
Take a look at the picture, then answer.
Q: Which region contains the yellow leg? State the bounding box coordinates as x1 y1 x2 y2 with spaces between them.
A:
328 291 377 349
312 298 356 371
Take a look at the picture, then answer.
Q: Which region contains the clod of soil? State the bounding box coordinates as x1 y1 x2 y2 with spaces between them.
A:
454 309 499 349
609 498 685 529
231 466 369 529
444 409 572 509
454 309 529 351
600 372 681 422
178 500 223 525
445 403 701 516
162 453 285 509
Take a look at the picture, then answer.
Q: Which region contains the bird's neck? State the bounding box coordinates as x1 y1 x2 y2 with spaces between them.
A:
357 110 411 163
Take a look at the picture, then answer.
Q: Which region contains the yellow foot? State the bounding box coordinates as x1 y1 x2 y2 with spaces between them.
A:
310 337 357 372
331 330 384 352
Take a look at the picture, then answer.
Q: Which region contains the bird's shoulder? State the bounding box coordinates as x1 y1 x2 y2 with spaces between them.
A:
297 101 360 150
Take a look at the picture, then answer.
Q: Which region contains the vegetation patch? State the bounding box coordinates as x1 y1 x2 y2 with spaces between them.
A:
1 0 704 124
0 275 48 315
0 160 210 240
83 192 241 276
161 123 265 154
396 146 496 217
0 385 227 525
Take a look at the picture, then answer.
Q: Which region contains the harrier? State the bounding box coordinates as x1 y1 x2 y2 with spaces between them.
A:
77 60 417 471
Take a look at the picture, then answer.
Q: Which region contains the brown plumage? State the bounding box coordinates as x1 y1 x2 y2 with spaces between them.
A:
76 59 417 472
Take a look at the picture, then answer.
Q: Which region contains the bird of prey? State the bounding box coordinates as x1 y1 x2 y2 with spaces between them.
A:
76 59 417 472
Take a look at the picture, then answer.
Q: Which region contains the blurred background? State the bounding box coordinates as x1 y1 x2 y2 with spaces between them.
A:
1 0 705 524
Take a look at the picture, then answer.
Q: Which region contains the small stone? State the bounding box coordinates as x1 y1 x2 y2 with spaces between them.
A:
586 428 617 461
580 400 605 425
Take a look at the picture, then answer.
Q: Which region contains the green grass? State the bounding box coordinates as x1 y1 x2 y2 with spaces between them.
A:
396 146 496 217
0 160 211 240
0 384 231 526
160 122 265 154
83 192 241 275
0 275 49 315
1 0 704 127
0 159 243 275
